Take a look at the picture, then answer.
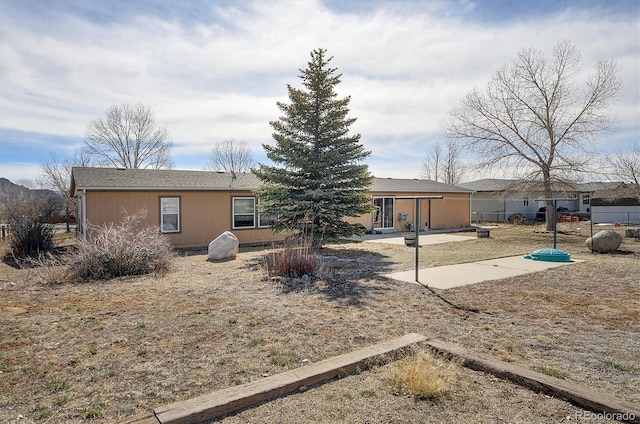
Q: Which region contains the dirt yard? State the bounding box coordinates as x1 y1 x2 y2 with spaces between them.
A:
1 223 638 423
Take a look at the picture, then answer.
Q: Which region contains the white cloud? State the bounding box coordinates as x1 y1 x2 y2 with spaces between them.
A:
0 0 637 183
0 163 45 186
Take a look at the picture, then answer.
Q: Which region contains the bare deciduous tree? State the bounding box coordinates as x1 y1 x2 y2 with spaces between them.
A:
206 139 254 173
84 102 174 169
609 145 640 202
420 140 464 184
39 151 92 232
444 40 620 230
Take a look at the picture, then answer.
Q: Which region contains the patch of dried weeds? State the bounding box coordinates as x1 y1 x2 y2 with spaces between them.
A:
0 223 638 423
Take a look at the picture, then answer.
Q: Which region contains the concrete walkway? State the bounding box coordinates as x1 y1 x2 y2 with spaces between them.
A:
386 255 583 290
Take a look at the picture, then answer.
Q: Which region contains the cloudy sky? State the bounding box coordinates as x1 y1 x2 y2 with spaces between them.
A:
1 0 638 186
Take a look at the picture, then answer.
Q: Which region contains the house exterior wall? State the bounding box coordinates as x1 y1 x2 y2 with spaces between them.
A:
505 198 538 219
347 192 470 231
83 190 285 248
82 189 471 247
591 206 640 225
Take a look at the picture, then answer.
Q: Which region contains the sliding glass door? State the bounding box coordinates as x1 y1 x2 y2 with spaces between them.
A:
373 197 395 230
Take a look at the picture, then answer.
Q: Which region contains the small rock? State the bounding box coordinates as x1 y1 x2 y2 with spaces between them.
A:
299 385 308 392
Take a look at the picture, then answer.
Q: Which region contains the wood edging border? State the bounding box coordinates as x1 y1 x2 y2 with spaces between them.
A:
120 333 427 424
120 335 639 424
425 340 640 424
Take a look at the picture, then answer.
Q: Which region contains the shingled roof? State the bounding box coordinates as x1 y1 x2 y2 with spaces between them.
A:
458 178 623 193
370 177 471 193
71 167 260 194
71 167 472 195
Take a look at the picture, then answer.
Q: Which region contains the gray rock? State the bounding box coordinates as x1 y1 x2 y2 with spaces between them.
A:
625 228 640 238
208 231 239 260
586 230 622 253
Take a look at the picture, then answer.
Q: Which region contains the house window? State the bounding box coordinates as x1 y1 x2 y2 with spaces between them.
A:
258 206 277 228
233 197 276 229
160 196 180 233
233 197 256 228
524 197 529 207
583 194 590 205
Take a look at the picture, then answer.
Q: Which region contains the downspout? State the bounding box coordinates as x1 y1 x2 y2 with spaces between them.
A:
81 189 87 240
469 192 473 226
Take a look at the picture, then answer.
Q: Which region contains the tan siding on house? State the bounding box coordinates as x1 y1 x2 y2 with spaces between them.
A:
84 190 284 248
345 192 470 232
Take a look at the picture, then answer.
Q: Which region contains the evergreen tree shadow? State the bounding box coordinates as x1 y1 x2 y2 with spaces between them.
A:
267 245 399 307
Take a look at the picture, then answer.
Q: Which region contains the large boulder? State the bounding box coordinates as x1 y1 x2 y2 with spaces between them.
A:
208 231 239 261
586 230 622 253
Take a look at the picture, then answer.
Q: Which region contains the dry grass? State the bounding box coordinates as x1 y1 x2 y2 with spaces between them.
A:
387 350 457 400
1 222 638 423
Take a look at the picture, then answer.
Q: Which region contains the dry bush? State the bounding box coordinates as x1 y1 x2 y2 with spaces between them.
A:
387 351 457 400
21 252 71 285
66 210 174 280
264 241 320 279
1 194 60 258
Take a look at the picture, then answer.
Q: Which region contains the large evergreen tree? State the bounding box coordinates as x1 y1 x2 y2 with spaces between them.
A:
254 48 373 244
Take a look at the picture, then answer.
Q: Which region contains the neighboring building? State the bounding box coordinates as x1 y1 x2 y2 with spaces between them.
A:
70 167 473 248
591 183 640 224
458 179 622 222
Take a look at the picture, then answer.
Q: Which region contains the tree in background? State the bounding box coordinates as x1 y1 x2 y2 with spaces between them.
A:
84 102 174 169
420 140 464 184
608 145 640 202
206 139 254 174
254 48 373 244
444 40 620 230
39 151 92 233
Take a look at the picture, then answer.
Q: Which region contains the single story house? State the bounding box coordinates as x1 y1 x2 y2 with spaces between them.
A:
70 167 472 248
458 178 622 222
591 183 640 225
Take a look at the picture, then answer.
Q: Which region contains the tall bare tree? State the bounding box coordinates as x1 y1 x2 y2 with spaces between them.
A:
609 145 640 202
420 140 464 184
84 102 174 169
39 151 92 232
206 139 254 174
444 40 620 230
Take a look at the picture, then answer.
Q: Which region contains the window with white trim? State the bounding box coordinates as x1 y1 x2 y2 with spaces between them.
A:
582 194 590 205
524 197 529 207
258 206 277 228
160 196 180 233
233 197 256 228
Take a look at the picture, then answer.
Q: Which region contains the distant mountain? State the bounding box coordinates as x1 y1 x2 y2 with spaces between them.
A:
0 178 62 202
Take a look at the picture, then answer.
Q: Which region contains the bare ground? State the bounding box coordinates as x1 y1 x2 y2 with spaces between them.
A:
1 223 638 423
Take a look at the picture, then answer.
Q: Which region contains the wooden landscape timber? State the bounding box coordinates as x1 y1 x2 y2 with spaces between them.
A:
122 333 428 424
426 340 640 424
121 334 639 424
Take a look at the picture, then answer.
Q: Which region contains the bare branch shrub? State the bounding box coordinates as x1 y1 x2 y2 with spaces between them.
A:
21 252 70 285
1 194 60 258
263 236 321 281
66 210 174 280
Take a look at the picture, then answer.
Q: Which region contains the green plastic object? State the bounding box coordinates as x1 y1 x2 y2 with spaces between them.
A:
523 248 571 262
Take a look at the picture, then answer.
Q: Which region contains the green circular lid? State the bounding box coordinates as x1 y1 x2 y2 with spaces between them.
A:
523 248 571 262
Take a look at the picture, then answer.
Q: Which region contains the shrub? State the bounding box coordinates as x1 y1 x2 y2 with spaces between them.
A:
66 210 174 280
1 194 60 258
388 351 456 400
265 240 320 279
